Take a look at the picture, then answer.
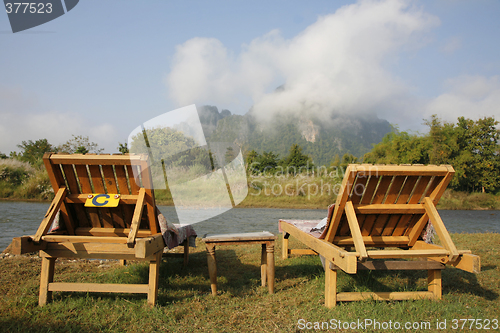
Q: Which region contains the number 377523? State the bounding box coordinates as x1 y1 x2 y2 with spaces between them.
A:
5 3 53 14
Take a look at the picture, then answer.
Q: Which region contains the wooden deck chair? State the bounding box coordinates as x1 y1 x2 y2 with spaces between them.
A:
13 153 168 306
279 164 480 307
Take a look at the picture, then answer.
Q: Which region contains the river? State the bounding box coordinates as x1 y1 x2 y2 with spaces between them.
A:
1 201 499 251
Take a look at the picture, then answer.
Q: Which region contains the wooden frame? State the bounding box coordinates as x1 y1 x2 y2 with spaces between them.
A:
14 153 165 306
279 164 480 307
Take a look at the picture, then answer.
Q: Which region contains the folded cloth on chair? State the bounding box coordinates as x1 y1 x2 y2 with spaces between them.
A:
157 213 197 249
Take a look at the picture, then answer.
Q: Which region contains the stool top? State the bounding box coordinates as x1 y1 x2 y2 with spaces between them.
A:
203 231 277 242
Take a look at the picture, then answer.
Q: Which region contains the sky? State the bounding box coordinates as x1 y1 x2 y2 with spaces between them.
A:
1 0 499 154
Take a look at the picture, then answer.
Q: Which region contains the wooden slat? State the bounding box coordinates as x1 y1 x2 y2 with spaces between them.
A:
42 235 128 243
33 188 67 243
74 227 152 237
367 249 450 259
354 204 424 214
364 175 394 235
127 165 141 194
48 282 149 294
391 176 419 236
345 202 367 261
115 165 135 226
74 165 101 228
88 165 113 228
115 165 131 195
139 159 159 234
412 241 479 272
336 291 435 302
351 164 450 176
280 220 358 274
61 163 89 229
334 235 409 247
128 188 146 245
49 153 144 165
423 197 459 262
357 175 380 235
380 176 406 236
135 234 165 258
102 165 126 228
289 249 318 256
330 260 445 271
408 176 432 204
326 166 357 242
43 153 75 234
11 235 47 254
428 165 455 202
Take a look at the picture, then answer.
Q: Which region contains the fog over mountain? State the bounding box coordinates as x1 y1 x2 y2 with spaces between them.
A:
198 105 391 166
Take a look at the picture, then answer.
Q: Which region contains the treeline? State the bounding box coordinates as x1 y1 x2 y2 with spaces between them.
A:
363 115 500 193
1 115 499 198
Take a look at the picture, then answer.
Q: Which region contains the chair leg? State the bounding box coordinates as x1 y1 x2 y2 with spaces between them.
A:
428 269 442 300
261 244 267 287
282 233 289 260
39 257 55 306
206 244 217 296
147 252 162 306
325 263 337 308
266 242 275 294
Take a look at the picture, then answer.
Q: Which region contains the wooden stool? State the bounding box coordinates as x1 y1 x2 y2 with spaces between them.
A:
202 231 277 295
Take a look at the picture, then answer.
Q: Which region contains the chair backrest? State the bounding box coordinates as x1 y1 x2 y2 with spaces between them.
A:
43 153 159 236
325 164 454 246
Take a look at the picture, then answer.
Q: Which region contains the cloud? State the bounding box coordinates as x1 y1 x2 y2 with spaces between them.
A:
440 36 462 54
425 75 500 122
166 0 439 123
0 87 119 154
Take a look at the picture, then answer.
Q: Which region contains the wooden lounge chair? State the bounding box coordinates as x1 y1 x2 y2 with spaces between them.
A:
279 164 480 307
13 153 175 306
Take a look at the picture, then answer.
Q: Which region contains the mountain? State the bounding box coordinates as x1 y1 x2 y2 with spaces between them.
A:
200 105 392 166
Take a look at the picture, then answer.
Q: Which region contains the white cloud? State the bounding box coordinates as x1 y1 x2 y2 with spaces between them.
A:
425 75 500 122
440 36 462 54
165 0 440 123
0 88 119 154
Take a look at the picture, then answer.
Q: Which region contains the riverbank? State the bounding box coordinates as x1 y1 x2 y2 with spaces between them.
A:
0 233 498 332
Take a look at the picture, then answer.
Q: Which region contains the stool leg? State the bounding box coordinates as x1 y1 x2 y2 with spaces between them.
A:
428 269 442 300
206 244 217 296
261 244 267 287
282 233 289 259
183 240 189 266
267 242 275 294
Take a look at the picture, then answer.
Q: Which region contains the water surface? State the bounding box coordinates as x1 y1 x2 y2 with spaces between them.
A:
1 201 498 251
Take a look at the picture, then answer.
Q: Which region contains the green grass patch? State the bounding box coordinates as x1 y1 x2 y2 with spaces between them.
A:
1 233 498 332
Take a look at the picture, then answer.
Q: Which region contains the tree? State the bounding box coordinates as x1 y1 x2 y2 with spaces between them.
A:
364 115 500 193
0 151 7 159
339 153 358 169
58 135 104 154
280 144 314 175
363 128 430 165
453 116 500 192
16 138 55 164
117 142 129 154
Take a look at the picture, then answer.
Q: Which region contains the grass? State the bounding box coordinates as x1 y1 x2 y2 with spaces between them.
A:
1 233 499 332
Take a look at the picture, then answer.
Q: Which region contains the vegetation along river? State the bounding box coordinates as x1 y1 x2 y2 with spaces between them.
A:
0 201 499 251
